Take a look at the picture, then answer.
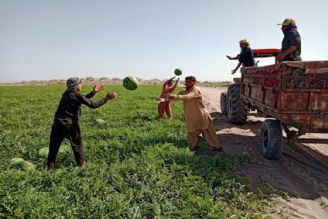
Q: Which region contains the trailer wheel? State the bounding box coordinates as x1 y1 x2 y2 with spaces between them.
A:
260 119 283 160
220 92 228 115
227 84 247 124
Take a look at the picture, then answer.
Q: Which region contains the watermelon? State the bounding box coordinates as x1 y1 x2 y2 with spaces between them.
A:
123 76 139 90
38 145 69 158
10 158 25 165
95 118 106 124
174 68 182 76
38 147 49 158
21 160 36 171
9 158 35 171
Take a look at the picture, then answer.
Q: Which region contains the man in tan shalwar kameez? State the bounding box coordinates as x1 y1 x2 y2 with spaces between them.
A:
167 76 224 152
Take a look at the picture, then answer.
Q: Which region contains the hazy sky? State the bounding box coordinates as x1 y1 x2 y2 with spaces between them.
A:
1 0 328 83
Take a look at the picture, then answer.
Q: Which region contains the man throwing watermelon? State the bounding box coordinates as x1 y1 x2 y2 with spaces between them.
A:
156 76 179 119
47 77 117 170
166 76 224 152
226 39 255 74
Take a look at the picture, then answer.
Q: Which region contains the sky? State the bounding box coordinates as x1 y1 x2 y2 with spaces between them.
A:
1 0 328 83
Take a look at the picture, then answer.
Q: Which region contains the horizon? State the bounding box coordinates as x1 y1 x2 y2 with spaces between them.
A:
1 0 328 83
0 76 233 85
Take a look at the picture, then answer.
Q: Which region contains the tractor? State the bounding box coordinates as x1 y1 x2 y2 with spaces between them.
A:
221 49 328 159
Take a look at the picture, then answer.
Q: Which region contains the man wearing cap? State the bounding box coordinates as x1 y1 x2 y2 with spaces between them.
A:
276 18 302 62
166 76 224 152
226 39 255 74
47 77 117 170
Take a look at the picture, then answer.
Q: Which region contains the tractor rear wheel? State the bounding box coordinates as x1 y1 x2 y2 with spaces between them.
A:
220 92 228 115
227 84 247 124
260 119 283 160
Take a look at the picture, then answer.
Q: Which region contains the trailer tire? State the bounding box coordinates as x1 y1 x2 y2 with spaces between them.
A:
260 119 283 160
227 84 247 124
220 92 228 115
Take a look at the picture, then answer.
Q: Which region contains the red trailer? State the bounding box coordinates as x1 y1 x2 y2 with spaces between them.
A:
221 56 328 159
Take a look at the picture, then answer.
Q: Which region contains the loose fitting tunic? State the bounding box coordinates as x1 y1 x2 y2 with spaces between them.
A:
175 86 210 132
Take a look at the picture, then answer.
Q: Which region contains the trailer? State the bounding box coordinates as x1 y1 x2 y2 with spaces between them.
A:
221 58 328 159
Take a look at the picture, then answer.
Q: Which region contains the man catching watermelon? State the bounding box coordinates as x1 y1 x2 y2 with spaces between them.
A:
47 77 117 170
165 76 224 152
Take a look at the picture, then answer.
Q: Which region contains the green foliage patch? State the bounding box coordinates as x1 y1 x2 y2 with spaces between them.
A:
0 85 270 218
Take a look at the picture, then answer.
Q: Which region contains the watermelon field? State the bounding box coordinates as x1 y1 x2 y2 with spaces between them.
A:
0 84 274 218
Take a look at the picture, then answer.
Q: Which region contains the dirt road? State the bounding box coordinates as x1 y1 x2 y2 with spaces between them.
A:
201 86 328 219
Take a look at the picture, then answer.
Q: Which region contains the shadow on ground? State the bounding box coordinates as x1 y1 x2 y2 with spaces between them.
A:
207 112 328 201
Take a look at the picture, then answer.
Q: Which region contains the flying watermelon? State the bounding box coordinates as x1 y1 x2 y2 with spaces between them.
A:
123 76 139 90
174 68 182 76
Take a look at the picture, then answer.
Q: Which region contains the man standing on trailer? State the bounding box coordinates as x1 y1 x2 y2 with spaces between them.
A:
226 39 255 74
276 18 302 62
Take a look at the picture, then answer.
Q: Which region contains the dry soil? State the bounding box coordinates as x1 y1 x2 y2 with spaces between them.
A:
201 86 328 219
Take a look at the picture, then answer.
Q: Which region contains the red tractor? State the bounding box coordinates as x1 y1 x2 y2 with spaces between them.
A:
221 49 328 159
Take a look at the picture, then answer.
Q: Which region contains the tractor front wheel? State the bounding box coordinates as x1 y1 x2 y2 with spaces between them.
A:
220 92 228 115
227 84 247 124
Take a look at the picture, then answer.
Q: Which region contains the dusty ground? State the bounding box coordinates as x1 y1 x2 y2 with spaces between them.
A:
201 86 328 219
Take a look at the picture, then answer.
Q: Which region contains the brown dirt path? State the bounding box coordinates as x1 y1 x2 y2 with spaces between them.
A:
201 86 328 219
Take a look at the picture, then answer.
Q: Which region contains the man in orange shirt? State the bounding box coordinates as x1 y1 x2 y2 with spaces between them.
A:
156 76 179 119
